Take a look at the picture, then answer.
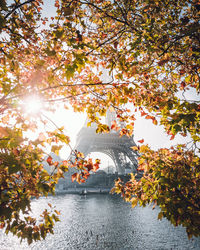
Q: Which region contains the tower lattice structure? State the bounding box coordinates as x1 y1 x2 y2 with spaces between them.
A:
71 111 138 174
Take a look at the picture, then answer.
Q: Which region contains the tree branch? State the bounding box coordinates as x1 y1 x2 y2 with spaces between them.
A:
5 0 36 19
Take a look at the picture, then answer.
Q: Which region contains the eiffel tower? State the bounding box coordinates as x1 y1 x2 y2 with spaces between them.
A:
71 110 138 174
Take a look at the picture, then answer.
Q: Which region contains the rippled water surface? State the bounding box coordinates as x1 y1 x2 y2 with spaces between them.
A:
1 194 200 250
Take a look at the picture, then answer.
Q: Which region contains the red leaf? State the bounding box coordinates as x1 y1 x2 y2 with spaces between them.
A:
138 139 144 143
141 111 147 117
114 41 118 48
180 81 186 89
86 163 93 171
47 156 53 165
180 70 185 75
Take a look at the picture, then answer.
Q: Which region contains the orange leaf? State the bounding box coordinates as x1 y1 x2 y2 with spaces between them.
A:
62 160 68 166
141 111 147 117
152 118 158 125
54 210 60 215
145 115 152 120
170 134 175 140
71 173 77 182
54 161 59 167
138 139 144 143
93 163 99 172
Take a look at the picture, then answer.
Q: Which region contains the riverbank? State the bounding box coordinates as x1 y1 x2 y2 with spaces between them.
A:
55 187 111 195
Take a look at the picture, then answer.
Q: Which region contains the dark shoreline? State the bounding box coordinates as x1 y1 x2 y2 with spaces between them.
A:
55 187 112 195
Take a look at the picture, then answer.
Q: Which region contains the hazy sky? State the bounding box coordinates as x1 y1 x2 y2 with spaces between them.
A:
48 106 193 169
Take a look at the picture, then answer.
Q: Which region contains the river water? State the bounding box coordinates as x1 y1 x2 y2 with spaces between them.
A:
0 194 200 250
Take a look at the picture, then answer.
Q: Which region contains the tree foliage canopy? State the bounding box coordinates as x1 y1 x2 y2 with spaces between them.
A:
0 0 200 243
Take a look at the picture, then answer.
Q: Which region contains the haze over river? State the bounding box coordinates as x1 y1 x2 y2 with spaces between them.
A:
1 194 200 250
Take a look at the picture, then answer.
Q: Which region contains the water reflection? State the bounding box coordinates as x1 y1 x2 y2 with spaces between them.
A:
0 194 200 250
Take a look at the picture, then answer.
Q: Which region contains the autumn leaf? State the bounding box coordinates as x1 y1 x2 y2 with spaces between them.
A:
114 41 118 48
71 173 77 182
93 163 100 172
0 222 5 229
0 126 9 137
80 179 86 183
131 198 138 208
170 134 175 140
141 111 147 117
62 160 69 166
138 139 144 143
13 148 20 156
53 161 59 167
145 115 153 120
47 156 53 165
86 163 93 171
48 203 52 208
152 118 158 125
131 146 139 151
51 145 62 155
54 210 61 215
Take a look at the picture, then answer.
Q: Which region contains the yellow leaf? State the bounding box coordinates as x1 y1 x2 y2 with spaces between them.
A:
51 145 63 155
140 145 149 153
131 197 138 208
131 146 138 151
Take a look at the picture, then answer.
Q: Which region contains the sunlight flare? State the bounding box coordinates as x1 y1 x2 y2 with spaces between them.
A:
23 95 43 114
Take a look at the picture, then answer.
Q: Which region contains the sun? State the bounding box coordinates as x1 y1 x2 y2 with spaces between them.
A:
23 95 43 114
